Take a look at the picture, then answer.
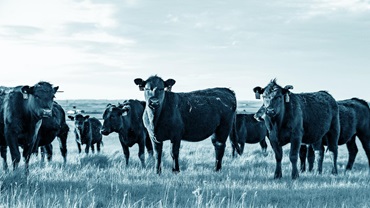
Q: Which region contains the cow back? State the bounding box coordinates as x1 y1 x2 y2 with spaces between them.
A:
152 87 236 141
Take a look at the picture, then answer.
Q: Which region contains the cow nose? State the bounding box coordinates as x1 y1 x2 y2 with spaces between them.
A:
265 108 275 116
148 98 160 109
42 109 52 118
100 129 109 136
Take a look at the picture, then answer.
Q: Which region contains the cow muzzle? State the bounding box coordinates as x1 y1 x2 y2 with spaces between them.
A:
42 109 52 118
148 98 160 109
100 128 110 136
265 108 276 117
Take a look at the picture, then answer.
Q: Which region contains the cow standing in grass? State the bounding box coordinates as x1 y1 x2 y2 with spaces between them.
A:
37 101 69 164
230 113 268 157
101 100 153 167
253 79 339 179
0 82 58 173
300 98 370 173
68 114 103 154
1 101 69 170
134 75 241 174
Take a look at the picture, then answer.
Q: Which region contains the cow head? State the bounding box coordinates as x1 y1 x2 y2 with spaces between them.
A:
68 114 89 135
101 103 130 135
134 75 175 110
21 81 59 118
253 79 293 117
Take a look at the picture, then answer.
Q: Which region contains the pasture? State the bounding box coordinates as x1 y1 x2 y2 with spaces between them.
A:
0 100 369 208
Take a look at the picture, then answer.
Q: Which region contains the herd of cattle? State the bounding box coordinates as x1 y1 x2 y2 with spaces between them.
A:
0 76 369 179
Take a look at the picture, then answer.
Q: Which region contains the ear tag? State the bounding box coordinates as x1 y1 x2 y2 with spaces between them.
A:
166 86 172 92
139 86 144 91
122 111 128 116
255 92 261 99
23 93 29 100
285 94 290 102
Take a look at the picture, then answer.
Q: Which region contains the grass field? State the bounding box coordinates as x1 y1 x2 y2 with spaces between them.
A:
0 100 369 208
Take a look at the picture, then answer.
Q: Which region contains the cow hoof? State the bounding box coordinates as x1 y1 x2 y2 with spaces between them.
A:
331 168 338 175
172 169 180 174
262 151 268 157
292 173 299 180
274 172 282 179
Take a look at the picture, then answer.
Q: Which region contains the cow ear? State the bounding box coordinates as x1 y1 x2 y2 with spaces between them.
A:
134 78 146 91
253 87 264 99
106 103 112 108
68 115 75 121
53 86 59 93
164 79 176 92
84 115 90 120
21 86 33 94
283 85 293 102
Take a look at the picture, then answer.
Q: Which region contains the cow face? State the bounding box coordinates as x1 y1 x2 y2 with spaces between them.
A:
253 79 293 117
68 114 89 135
134 76 175 110
21 81 59 118
101 104 130 135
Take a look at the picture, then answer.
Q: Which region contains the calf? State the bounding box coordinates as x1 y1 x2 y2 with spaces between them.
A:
37 101 69 163
253 79 339 179
134 75 241 174
0 82 59 173
300 98 370 173
230 113 268 157
68 114 103 154
101 100 153 167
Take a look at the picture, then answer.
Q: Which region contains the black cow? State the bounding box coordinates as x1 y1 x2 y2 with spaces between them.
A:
1 101 69 170
37 101 69 163
134 75 241 174
300 98 370 173
101 100 154 167
0 82 59 173
230 113 268 157
253 79 339 179
68 114 103 154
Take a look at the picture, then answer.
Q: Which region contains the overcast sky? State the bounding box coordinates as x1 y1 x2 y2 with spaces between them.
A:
0 0 369 101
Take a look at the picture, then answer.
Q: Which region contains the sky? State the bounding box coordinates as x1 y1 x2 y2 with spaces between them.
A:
0 0 369 101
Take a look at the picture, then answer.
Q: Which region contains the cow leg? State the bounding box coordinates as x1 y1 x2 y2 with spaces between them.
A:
119 140 130 166
290 138 301 179
138 139 146 168
260 139 268 157
85 141 90 155
45 144 53 162
91 143 95 154
7 136 21 170
270 141 283 179
299 145 307 172
357 133 370 174
96 142 101 153
22 145 32 175
58 136 68 164
76 142 82 154
0 146 8 171
171 140 181 173
233 142 244 158
345 136 358 171
41 146 46 163
317 146 325 174
145 135 154 159
307 145 315 172
118 135 130 166
212 137 226 172
153 141 163 175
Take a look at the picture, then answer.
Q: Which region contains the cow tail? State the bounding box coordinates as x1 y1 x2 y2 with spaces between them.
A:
230 115 242 155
